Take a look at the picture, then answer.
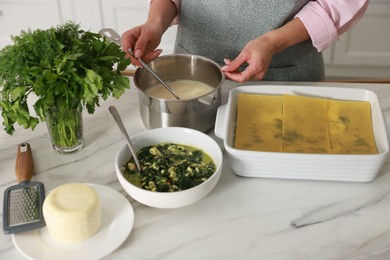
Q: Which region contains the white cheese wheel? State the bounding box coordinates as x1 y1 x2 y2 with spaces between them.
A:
43 183 102 243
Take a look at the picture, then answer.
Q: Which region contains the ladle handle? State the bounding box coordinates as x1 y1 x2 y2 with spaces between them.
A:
108 105 141 172
127 48 181 100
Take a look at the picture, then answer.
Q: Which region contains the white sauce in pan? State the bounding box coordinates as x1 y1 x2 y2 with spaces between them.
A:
145 79 214 100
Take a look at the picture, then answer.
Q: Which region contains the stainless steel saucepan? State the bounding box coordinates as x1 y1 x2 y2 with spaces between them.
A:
99 28 225 132
133 54 225 132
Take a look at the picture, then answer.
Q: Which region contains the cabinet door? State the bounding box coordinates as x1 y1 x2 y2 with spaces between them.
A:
0 0 62 48
322 47 333 65
332 0 390 66
100 0 177 54
58 0 102 32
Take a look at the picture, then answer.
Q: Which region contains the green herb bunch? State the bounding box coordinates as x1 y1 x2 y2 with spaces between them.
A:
0 21 130 135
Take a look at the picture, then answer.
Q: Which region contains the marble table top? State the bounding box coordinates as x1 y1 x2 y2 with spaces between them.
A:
1 79 390 260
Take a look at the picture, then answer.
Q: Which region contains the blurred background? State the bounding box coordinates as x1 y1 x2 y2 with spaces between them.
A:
0 0 389 82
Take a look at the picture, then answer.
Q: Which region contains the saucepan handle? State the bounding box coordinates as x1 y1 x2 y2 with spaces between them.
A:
98 28 122 45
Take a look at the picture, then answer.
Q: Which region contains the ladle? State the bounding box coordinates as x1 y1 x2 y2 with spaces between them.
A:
109 105 141 172
127 48 181 100
98 28 180 100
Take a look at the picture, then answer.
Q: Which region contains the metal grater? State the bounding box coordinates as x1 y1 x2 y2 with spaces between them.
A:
3 143 45 234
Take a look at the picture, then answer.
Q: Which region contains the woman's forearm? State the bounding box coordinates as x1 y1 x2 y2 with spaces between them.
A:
147 0 178 30
263 18 310 55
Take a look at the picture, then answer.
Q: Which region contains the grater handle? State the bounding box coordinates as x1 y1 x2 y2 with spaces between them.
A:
15 142 34 182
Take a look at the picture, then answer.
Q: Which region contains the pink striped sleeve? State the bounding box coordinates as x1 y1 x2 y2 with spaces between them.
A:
295 0 370 51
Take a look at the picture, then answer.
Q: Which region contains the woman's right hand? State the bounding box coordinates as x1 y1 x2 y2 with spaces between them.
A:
121 23 165 67
121 0 178 67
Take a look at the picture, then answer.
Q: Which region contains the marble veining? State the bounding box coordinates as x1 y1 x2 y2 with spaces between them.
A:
1 79 390 260
291 191 390 228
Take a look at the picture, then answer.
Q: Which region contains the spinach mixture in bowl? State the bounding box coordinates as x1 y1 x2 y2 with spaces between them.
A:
122 143 216 192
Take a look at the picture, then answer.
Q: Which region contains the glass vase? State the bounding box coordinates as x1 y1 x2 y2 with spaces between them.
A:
45 103 84 153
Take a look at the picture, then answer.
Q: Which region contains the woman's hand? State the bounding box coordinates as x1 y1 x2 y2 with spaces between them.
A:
121 23 164 67
121 0 178 67
221 34 278 82
222 18 310 83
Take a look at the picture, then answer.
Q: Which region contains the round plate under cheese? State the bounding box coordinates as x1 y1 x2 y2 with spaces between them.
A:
12 183 134 260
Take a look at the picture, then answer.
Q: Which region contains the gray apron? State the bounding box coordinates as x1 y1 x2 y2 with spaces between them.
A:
174 0 325 81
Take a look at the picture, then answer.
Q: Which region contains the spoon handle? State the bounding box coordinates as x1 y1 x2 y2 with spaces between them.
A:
109 105 142 172
128 48 181 100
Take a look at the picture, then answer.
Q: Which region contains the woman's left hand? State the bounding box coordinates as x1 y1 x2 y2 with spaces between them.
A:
221 18 310 83
221 34 278 83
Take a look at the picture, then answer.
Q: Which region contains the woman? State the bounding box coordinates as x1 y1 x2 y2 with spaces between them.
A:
122 0 369 82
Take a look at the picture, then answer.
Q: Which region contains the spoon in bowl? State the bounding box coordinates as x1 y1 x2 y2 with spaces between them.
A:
109 105 141 172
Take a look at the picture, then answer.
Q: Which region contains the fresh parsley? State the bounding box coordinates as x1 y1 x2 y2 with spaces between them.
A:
0 21 130 136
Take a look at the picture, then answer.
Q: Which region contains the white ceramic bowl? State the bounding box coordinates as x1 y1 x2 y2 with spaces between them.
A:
215 85 389 182
115 127 223 208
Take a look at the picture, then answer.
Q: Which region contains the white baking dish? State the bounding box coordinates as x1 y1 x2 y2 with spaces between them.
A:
214 85 389 182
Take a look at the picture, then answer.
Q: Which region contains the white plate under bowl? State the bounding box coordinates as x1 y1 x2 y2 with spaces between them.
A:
12 183 134 260
215 85 389 182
